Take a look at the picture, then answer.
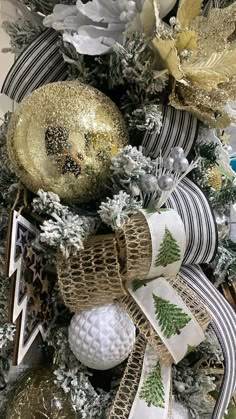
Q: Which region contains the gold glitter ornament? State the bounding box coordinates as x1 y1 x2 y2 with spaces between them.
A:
5 368 76 419
7 81 128 203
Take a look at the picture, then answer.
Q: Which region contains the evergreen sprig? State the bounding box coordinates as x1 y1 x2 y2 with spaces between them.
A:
32 190 99 258
195 142 218 165
212 238 236 285
210 184 236 209
173 327 223 418
2 18 43 55
192 141 219 190
47 328 119 418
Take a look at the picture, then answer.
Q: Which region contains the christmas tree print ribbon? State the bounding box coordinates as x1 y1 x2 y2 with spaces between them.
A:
128 344 171 419
128 277 205 363
123 208 204 363
139 208 186 280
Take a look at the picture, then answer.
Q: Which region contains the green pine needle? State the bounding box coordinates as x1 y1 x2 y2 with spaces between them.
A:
211 185 236 208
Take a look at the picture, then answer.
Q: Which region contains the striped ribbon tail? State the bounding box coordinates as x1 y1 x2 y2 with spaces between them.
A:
1 28 67 102
179 265 236 419
166 178 218 265
142 106 198 159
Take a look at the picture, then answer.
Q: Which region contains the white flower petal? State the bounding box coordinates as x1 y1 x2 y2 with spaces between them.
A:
63 33 114 55
76 0 120 23
64 25 122 55
43 5 77 27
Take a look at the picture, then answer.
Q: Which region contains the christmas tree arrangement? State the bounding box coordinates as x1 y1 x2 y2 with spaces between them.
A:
0 0 236 418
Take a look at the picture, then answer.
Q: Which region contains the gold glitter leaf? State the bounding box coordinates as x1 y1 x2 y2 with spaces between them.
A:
169 83 232 128
190 5 236 58
152 37 184 80
183 49 236 90
176 31 198 53
177 0 203 29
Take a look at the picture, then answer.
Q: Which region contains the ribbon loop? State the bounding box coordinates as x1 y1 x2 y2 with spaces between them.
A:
1 29 67 102
166 178 218 265
142 105 198 158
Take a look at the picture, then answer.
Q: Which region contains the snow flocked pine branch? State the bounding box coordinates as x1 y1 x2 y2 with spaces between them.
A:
0 324 15 389
173 363 216 419
128 104 163 133
111 145 153 195
173 326 223 418
48 328 115 419
32 190 99 258
98 191 142 230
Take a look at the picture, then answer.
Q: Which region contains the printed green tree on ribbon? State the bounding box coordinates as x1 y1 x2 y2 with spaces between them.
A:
153 294 191 338
139 361 165 408
155 226 181 267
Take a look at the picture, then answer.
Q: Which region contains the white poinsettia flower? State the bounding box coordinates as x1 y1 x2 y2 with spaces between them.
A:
43 0 177 56
44 0 145 55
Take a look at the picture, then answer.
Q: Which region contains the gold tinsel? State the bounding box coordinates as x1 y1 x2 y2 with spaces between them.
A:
7 81 128 203
208 167 222 191
152 0 236 127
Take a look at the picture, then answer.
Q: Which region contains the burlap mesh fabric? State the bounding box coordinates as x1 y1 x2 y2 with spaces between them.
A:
109 334 147 419
57 234 126 312
116 212 152 282
169 276 211 331
119 295 174 365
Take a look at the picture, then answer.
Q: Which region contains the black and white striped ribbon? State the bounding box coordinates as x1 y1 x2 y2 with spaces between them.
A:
1 29 67 103
166 178 218 265
142 105 198 159
179 265 236 419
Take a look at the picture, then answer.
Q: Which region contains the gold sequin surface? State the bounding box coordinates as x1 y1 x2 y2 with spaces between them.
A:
152 1 236 127
5 368 76 419
208 167 222 191
7 81 128 202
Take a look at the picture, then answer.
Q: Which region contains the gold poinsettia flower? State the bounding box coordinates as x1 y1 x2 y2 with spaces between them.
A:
152 0 236 128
